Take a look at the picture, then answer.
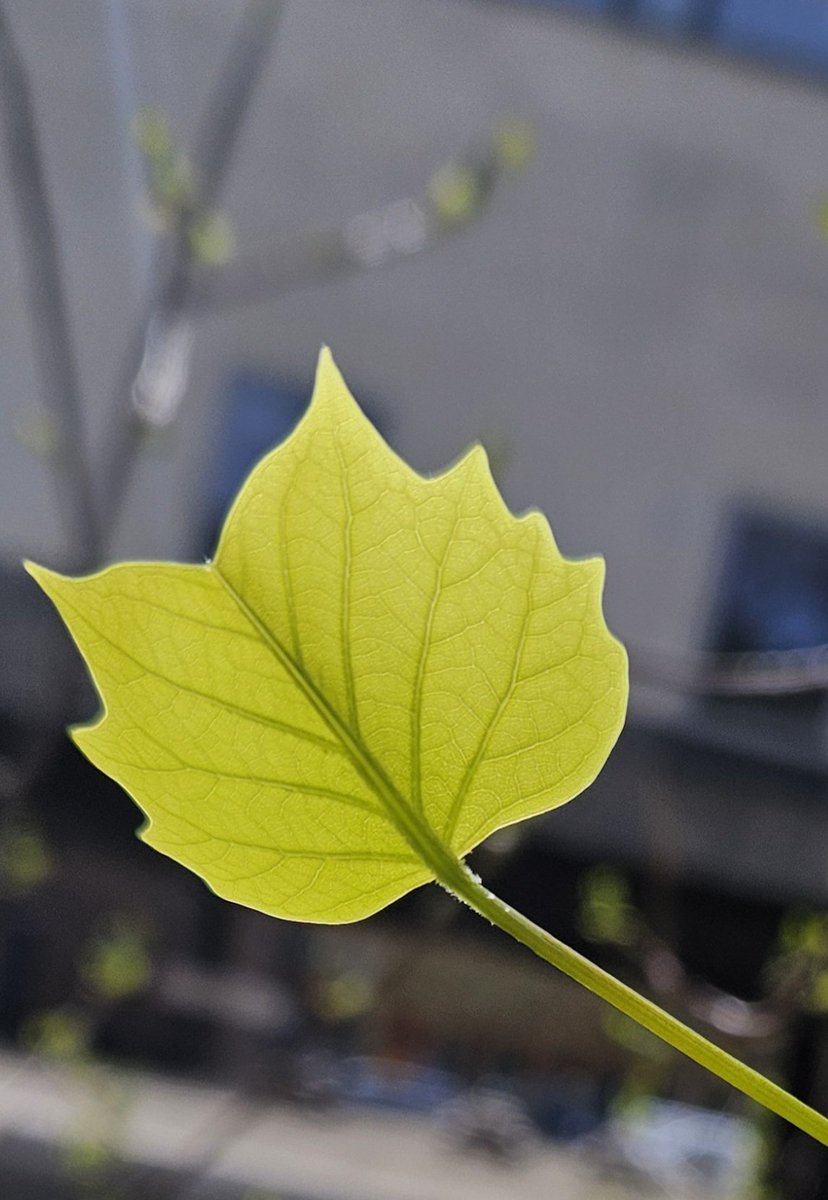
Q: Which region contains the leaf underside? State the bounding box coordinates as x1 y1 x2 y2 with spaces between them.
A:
28 349 627 923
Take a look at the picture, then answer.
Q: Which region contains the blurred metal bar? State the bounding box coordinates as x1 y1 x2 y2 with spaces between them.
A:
631 640 828 696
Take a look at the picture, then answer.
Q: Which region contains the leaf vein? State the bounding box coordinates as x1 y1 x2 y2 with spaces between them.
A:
61 598 340 753
103 588 261 643
336 435 360 731
166 831 417 865
107 722 379 816
410 521 454 813
441 531 538 843
279 464 304 667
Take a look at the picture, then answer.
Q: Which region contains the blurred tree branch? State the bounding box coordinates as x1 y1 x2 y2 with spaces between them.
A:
188 125 534 314
100 105 532 546
0 1 101 569
98 0 285 548
1 0 533 557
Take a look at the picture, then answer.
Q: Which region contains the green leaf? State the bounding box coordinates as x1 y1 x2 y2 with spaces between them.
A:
24 353 828 1143
27 348 627 923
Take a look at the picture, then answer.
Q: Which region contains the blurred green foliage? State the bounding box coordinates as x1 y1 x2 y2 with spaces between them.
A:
578 864 637 947
81 916 151 1002
0 825 51 895
132 108 234 264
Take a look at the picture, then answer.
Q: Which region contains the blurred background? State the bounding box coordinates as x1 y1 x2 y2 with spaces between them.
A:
1 0 828 1196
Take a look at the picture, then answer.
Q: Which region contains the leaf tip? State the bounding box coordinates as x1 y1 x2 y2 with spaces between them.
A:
314 343 346 396
307 344 369 430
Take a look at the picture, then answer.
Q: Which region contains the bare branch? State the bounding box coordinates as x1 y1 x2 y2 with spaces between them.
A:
0 2 101 568
188 128 530 313
96 0 283 551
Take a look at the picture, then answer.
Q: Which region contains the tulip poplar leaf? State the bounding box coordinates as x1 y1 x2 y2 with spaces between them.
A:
26 353 828 1146
28 349 627 923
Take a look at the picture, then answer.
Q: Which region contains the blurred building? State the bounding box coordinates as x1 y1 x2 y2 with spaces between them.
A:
0 1 827 1192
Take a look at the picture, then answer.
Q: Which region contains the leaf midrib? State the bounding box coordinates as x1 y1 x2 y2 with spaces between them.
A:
211 563 457 880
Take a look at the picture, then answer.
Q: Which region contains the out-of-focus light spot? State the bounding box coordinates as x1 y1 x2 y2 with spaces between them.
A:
13 408 59 462
383 198 428 254
2 827 52 894
429 163 480 224
83 920 150 1001
23 1008 90 1062
188 210 236 266
493 119 536 172
132 314 195 426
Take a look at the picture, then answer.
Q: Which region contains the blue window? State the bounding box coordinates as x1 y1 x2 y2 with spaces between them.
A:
198 373 309 556
711 508 828 657
693 504 828 766
635 0 702 34
197 371 387 556
716 0 828 74
518 0 613 14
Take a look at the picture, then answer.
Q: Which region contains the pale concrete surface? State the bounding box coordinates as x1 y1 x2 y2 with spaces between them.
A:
0 1049 706 1199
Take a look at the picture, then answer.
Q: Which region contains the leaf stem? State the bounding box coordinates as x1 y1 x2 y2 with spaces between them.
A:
437 857 828 1146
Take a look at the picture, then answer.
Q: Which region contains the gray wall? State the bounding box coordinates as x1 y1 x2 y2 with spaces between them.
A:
4 0 828 731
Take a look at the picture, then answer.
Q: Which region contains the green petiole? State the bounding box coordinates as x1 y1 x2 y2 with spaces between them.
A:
435 855 828 1146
